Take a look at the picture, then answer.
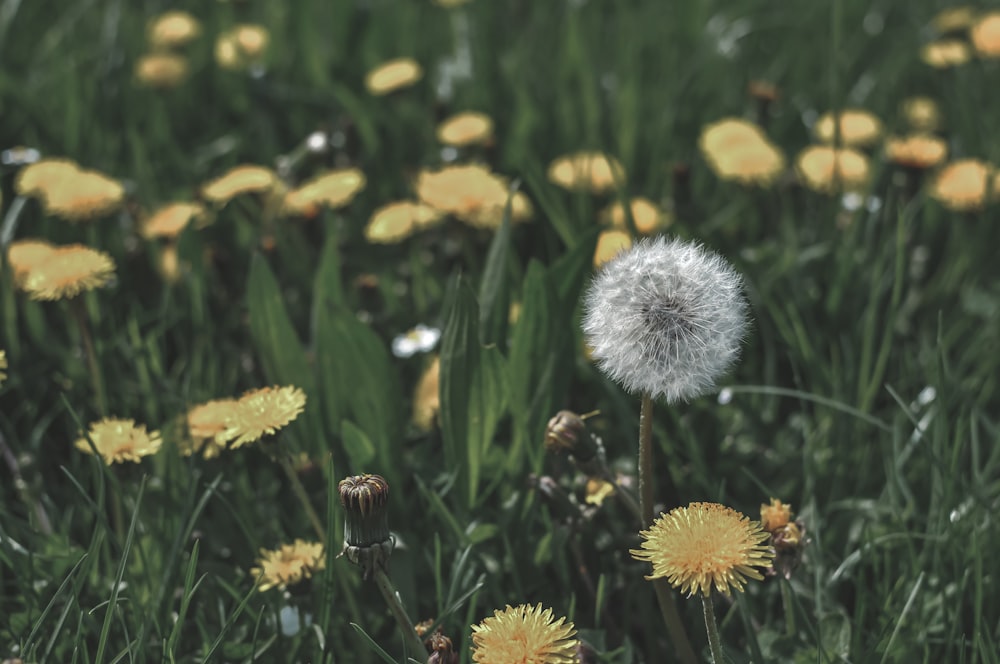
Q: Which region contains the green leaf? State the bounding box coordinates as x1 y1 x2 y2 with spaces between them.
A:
440 277 509 508
478 190 514 347
341 419 376 472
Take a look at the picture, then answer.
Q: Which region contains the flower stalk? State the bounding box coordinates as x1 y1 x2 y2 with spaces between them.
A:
70 298 106 415
702 594 724 664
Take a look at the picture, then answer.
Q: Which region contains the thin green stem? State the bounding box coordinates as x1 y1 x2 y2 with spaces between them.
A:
780 579 796 636
702 593 724 664
373 567 427 659
71 298 106 415
638 393 698 664
279 456 326 542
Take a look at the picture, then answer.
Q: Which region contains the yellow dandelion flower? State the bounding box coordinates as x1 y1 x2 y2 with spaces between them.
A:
135 53 189 89
182 398 240 458
884 134 947 170
436 111 494 147
0 349 6 386
932 6 978 34
813 109 883 148
282 168 366 217
901 96 942 132
415 164 522 229
21 245 115 301
365 58 423 95
41 168 125 221
698 118 768 156
412 356 441 432
7 239 56 285
921 39 971 68
14 158 80 198
75 417 163 464
159 244 182 284
143 202 207 239
250 540 325 591
600 197 671 235
235 25 269 58
760 498 793 532
631 502 775 597
584 477 616 506
471 603 578 664
795 145 870 193
365 201 443 244
219 385 307 448
593 229 632 267
971 11 1000 57
706 140 786 187
930 159 993 211
215 25 269 70
547 151 624 193
148 10 201 49
202 165 279 204
465 189 534 229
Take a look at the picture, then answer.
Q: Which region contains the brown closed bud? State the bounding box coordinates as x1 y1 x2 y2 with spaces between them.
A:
338 474 393 578
544 410 599 462
427 632 458 664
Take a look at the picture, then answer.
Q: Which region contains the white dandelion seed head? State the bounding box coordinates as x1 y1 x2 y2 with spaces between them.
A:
582 237 749 403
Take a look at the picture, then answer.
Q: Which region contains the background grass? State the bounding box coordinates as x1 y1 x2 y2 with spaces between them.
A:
2 0 999 662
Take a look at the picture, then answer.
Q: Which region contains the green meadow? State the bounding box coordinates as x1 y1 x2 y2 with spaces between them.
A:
1 0 999 662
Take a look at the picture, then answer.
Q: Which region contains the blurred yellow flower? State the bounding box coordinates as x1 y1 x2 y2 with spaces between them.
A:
412 356 441 432
148 10 201 49
813 109 883 148
282 169 366 216
251 540 325 591
971 11 1000 57
7 239 56 285
471 604 578 664
0 349 6 386
365 201 443 244
75 417 163 464
901 96 942 132
21 245 116 301
219 385 307 448
930 159 994 211
584 478 616 506
436 111 494 147
698 118 767 155
706 140 786 187
159 244 181 284
884 134 947 170
183 398 241 459
416 164 525 229
365 58 422 95
14 158 80 197
202 165 279 204
547 151 624 193
760 498 793 532
600 197 671 235
135 53 189 88
215 25 269 70
142 202 207 239
921 39 971 67
34 167 125 221
932 6 977 33
631 502 774 597
795 145 870 193
593 229 632 267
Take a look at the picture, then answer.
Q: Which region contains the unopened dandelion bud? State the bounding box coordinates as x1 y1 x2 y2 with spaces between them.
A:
338 474 393 578
544 410 594 458
426 632 458 664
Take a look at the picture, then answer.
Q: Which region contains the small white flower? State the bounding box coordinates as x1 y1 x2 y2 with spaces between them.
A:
391 324 441 358
306 131 328 153
2 146 41 166
582 237 748 403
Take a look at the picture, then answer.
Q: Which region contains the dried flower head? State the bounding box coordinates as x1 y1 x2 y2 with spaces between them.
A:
582 237 748 403
930 159 994 211
14 158 80 198
760 498 793 531
202 165 279 204
142 202 207 239
75 417 163 464
884 134 948 170
631 502 775 597
813 109 883 148
413 356 441 432
471 603 579 664
148 11 201 49
0 349 7 387
901 97 942 132
592 228 632 268
135 54 189 88
365 201 443 243
251 540 325 591
365 58 423 95
7 239 56 285
600 197 672 235
219 385 307 448
282 169 366 216
971 11 1000 57
42 168 125 221
921 39 971 67
21 245 116 300
795 145 870 193
547 151 624 193
436 112 494 147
